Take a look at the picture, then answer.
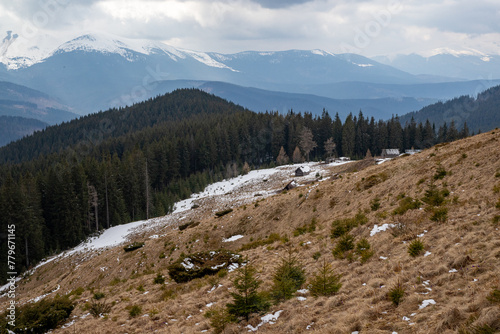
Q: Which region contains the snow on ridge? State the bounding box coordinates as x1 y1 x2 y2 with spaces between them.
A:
418 47 488 58
181 49 238 71
311 49 335 57
1 31 237 69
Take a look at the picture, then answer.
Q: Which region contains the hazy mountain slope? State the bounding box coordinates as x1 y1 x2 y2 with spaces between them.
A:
151 80 437 120
1 130 499 333
399 84 500 132
3 33 499 118
302 79 500 100
0 33 431 115
0 115 48 147
373 52 500 80
0 81 78 124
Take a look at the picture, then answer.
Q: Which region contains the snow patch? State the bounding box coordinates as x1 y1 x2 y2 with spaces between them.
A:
311 49 335 56
223 235 244 242
370 224 396 236
29 284 60 303
181 258 194 270
419 299 436 309
246 310 283 331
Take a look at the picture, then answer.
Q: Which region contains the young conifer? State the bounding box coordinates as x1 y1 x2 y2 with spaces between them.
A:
309 259 342 297
226 261 269 321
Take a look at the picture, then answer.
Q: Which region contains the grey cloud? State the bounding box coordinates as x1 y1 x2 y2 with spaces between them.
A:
250 0 314 8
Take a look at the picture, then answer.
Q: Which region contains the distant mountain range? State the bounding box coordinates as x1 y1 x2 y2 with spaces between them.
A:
0 81 78 145
1 32 500 120
373 50 500 80
0 81 78 124
149 80 436 121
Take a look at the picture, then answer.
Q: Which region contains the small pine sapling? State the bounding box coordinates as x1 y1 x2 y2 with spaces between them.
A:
226 261 270 321
270 249 306 303
388 280 405 306
408 239 425 257
309 260 342 297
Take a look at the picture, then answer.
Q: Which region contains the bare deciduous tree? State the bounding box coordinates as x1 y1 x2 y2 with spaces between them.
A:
324 137 336 159
299 127 317 161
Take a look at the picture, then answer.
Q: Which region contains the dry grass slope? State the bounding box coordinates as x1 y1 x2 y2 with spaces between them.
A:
2 130 500 334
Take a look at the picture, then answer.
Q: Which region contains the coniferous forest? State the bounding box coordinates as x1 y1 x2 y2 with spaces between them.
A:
0 89 471 284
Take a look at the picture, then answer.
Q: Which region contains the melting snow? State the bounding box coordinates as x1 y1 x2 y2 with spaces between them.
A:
370 224 396 236
181 258 194 270
246 310 283 332
223 235 244 242
29 284 60 303
419 299 436 309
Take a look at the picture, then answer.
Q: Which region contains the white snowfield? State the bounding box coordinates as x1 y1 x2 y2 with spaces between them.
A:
0 161 350 294
0 32 237 71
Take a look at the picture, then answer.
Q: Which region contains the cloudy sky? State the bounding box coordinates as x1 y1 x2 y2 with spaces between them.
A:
1 0 500 56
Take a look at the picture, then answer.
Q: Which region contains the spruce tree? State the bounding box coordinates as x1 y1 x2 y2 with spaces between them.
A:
342 113 355 158
226 262 269 321
270 249 306 303
309 260 342 297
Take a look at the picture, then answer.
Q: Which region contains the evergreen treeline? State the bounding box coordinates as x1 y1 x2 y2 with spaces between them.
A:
0 89 470 284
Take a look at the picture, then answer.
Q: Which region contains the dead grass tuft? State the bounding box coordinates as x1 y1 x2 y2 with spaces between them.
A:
437 307 466 331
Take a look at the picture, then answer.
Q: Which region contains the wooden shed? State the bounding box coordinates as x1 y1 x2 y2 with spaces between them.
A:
381 149 400 158
295 166 311 176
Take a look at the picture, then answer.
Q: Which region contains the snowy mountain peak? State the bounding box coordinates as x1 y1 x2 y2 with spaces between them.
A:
0 31 237 71
418 47 489 58
55 33 145 61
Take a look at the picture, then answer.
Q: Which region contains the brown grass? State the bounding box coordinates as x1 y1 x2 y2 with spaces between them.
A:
2 130 500 333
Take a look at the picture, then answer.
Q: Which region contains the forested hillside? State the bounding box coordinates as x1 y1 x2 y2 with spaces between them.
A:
0 89 469 284
399 84 500 133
